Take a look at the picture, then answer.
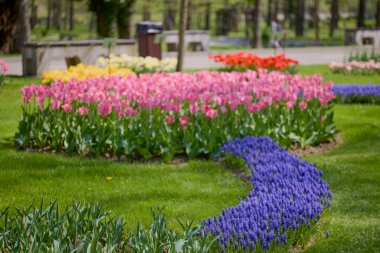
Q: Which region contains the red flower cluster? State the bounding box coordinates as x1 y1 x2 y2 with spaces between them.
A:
210 52 299 71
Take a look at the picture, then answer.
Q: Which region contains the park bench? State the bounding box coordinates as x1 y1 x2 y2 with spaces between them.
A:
162 30 210 52
22 39 136 76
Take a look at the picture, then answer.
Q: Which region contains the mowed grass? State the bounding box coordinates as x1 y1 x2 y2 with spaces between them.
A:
0 72 380 252
298 64 380 85
305 105 380 253
0 76 249 232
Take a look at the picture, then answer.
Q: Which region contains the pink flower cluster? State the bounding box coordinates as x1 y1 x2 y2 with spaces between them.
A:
0 59 9 73
21 70 335 118
330 60 380 73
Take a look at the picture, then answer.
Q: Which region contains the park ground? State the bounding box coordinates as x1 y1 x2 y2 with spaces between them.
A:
0 67 379 252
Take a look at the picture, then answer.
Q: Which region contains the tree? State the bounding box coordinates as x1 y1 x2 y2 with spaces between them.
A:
357 0 365 28
0 0 30 54
69 0 74 31
267 0 273 26
314 0 320 42
376 0 380 28
117 0 136 38
204 1 211 30
163 0 177 30
176 0 189 72
252 0 262 48
53 0 62 30
329 0 339 37
295 0 305 36
89 0 135 38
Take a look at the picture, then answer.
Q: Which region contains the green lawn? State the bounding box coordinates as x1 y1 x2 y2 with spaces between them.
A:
0 72 379 252
298 65 380 85
0 77 249 232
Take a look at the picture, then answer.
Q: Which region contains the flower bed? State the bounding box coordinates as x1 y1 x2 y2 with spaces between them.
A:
210 52 298 73
16 70 335 161
42 64 134 84
332 84 380 104
203 136 332 251
97 54 177 74
329 61 380 75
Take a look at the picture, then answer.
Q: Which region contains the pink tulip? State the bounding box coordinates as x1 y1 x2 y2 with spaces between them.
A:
62 103 72 113
98 101 112 116
165 116 175 124
78 106 89 115
205 109 218 118
299 101 307 110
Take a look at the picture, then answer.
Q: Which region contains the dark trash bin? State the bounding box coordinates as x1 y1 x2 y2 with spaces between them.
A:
136 21 163 59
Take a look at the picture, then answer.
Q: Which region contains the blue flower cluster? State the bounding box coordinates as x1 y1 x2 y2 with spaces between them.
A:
332 84 380 104
202 136 332 251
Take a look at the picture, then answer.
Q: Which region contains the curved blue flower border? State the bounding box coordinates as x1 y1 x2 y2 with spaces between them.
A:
202 136 332 251
332 84 380 104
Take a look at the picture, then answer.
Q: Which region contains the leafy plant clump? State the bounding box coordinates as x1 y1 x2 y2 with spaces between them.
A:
15 71 335 161
348 48 380 62
0 201 126 252
0 202 218 253
129 208 218 253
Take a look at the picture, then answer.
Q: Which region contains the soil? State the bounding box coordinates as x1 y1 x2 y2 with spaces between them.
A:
289 134 343 157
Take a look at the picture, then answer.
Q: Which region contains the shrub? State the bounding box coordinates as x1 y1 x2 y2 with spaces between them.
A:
15 70 335 161
203 136 332 252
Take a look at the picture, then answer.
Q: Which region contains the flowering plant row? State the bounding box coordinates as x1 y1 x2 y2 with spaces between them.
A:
42 64 134 84
329 60 380 75
209 52 298 73
97 54 177 74
203 136 332 252
16 70 335 161
0 59 9 89
332 84 380 104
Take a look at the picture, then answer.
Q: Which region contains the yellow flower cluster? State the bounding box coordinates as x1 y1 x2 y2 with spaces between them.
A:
97 54 177 73
42 64 134 83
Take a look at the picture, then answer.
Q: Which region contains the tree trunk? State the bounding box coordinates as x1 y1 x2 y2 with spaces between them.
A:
295 0 305 36
0 1 18 54
163 0 176 30
30 0 38 29
273 0 279 22
253 0 261 48
13 0 30 52
267 0 272 26
314 0 319 42
204 2 211 30
53 0 62 30
117 0 135 39
357 0 365 28
176 0 189 72
329 0 339 37
69 0 74 31
376 0 380 28
47 0 52 30
186 1 192 30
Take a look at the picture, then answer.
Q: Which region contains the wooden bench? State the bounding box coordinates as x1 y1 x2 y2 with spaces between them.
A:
162 30 210 52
